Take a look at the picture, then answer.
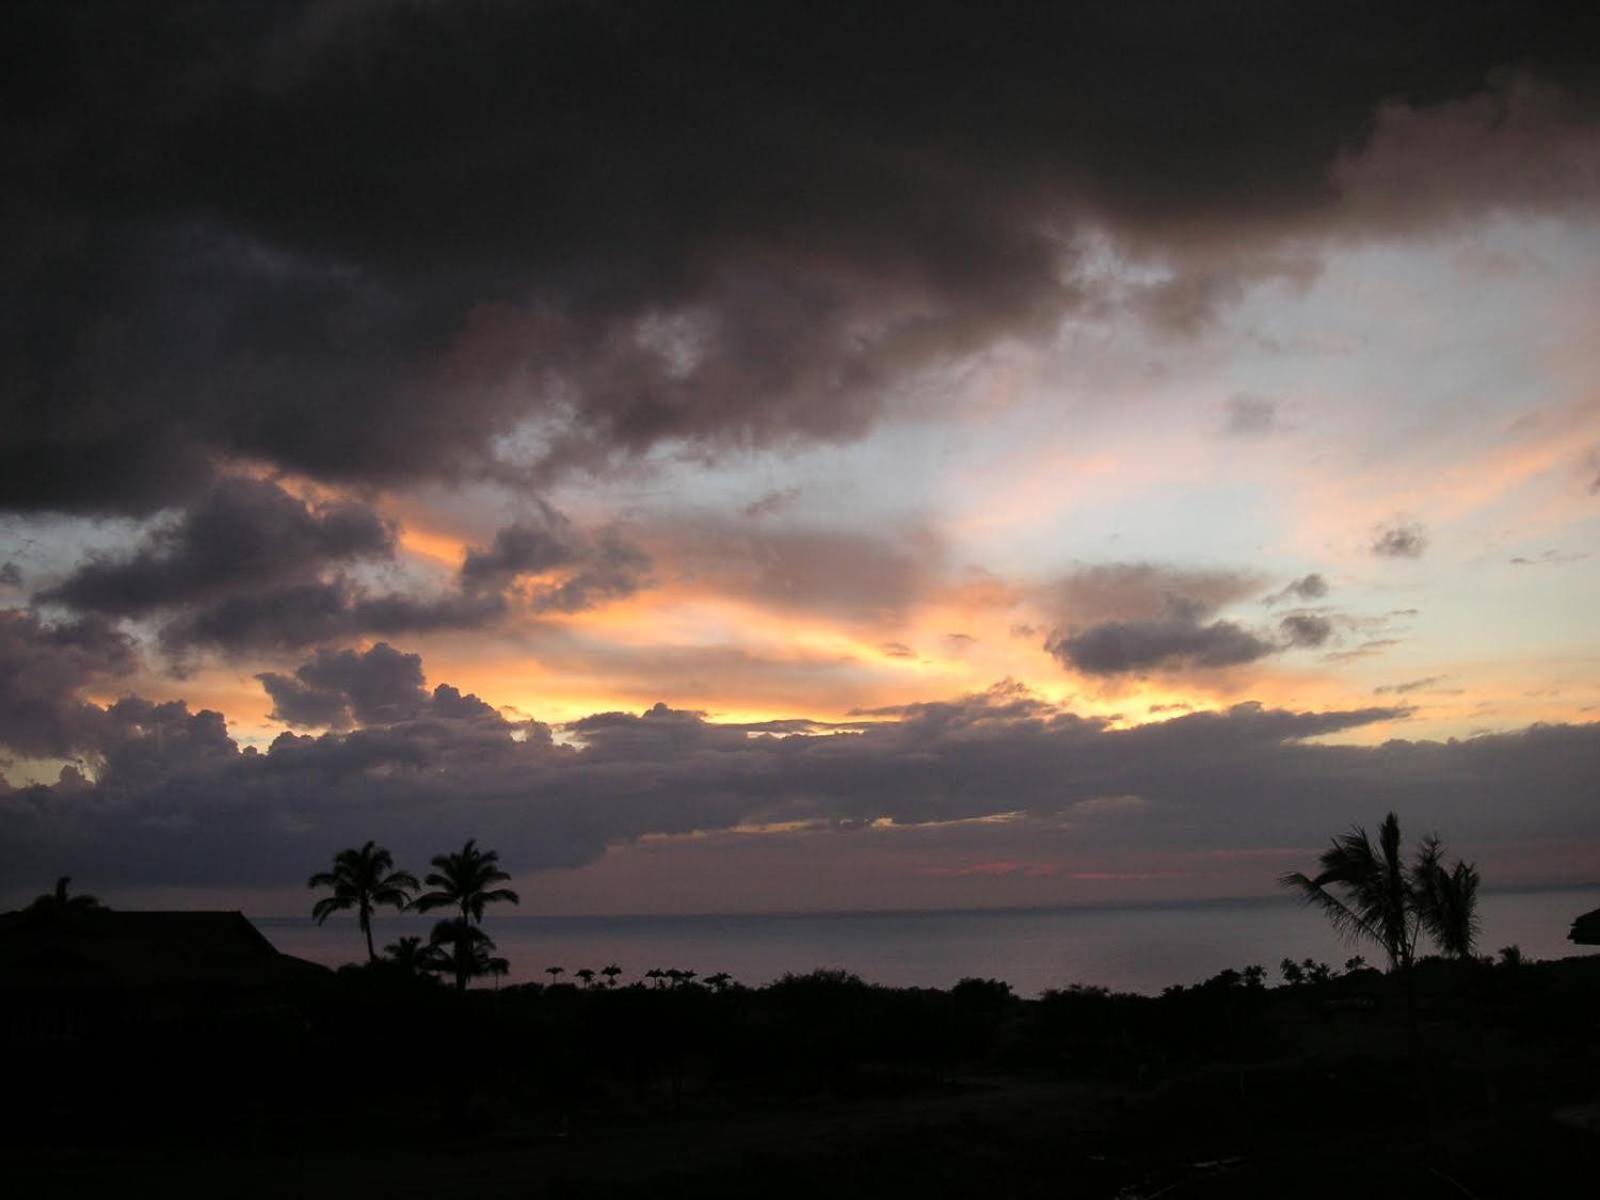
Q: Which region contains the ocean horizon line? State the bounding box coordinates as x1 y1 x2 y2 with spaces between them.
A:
249 878 1600 928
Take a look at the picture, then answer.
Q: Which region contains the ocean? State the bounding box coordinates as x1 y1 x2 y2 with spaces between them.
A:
255 885 1599 997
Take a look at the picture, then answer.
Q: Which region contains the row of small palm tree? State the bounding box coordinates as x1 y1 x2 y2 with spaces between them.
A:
537 965 734 991
308 838 519 989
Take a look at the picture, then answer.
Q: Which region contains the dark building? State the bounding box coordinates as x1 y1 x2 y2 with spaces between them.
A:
0 909 326 1045
1571 906 1600 946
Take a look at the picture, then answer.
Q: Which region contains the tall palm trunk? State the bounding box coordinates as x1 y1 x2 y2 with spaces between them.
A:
361 905 376 962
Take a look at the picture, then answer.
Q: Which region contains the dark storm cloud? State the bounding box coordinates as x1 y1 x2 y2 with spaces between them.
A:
1371 520 1430 559
5 658 1597 895
5 1 1598 514
0 609 136 758
43 477 394 616
1049 617 1277 676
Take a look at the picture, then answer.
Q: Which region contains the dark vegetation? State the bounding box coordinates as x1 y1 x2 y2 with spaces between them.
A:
4 821 1599 1198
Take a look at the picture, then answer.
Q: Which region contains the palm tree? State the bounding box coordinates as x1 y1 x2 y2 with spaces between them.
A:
1281 813 1482 1120
27 876 106 914
575 968 596 988
1410 834 1481 961
601 963 622 988
427 917 499 991
308 841 418 962
1279 813 1418 972
384 935 447 978
545 965 565 985
414 839 519 923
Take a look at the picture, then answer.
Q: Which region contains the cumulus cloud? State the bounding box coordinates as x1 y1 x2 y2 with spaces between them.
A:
44 477 395 616
259 643 497 730
0 609 136 758
1371 520 1429 559
461 505 651 614
6 655 1598 897
34 481 649 654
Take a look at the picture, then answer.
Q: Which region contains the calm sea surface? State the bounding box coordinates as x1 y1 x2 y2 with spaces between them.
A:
255 886 1599 997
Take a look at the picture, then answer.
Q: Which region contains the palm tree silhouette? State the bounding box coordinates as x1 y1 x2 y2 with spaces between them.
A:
601 963 622 988
575 968 596 988
27 876 106 914
308 841 419 962
412 838 518 992
414 839 520 923
384 935 446 978
426 917 499 991
545 965 565 985
1280 813 1422 971
1281 812 1481 1121
1411 834 1481 961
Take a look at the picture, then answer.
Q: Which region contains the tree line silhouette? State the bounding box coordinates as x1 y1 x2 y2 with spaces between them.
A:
9 812 1599 1198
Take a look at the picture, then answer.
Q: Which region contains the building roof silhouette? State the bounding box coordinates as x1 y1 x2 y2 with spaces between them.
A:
1571 906 1600 946
0 909 324 991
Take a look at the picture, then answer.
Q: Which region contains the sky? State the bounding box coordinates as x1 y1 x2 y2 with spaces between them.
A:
2 1 1598 916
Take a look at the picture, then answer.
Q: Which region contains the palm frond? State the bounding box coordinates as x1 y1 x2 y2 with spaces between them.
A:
1280 870 1382 948
311 895 350 923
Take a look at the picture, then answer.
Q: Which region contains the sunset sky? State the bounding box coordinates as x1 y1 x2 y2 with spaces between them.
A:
3 1 1597 914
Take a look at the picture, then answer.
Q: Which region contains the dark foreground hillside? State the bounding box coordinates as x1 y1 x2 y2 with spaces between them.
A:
6 956 1599 1198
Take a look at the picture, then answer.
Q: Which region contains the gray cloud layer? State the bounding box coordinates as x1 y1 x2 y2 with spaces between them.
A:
3 651 1596 895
